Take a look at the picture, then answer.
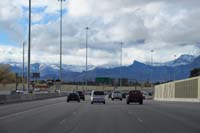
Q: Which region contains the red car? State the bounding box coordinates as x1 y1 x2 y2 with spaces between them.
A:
126 90 143 105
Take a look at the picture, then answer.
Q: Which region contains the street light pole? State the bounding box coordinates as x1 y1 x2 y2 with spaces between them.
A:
85 27 89 91
150 49 154 83
27 0 31 93
174 54 177 80
120 42 123 89
58 0 65 91
22 42 25 91
151 50 154 66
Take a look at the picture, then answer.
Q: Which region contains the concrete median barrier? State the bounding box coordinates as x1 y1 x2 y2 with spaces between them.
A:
0 92 68 104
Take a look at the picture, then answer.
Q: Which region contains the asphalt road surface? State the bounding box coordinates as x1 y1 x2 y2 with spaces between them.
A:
0 96 200 133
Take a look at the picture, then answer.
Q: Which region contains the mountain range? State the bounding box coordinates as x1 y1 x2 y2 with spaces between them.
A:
145 55 196 66
1 54 200 82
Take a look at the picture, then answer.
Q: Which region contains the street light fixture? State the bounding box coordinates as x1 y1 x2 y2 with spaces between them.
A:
58 0 65 91
85 27 89 91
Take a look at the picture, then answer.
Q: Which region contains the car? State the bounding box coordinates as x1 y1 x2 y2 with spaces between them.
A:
55 89 61 93
108 92 112 98
67 92 80 102
76 91 85 101
111 91 123 100
126 90 143 104
122 92 128 99
141 91 149 100
10 90 24 95
34 88 40 92
91 90 105 104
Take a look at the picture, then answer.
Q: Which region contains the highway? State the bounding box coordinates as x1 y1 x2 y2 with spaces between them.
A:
0 96 200 133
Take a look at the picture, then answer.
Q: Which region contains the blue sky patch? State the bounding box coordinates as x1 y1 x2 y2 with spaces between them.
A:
0 31 18 46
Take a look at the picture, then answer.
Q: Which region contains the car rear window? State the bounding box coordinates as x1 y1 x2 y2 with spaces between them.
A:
130 91 141 95
77 91 83 95
94 91 104 95
69 93 77 96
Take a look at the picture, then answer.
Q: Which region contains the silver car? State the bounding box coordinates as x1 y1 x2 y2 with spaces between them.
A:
91 90 105 104
111 91 123 101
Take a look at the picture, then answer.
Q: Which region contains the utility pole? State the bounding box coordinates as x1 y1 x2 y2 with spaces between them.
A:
27 0 31 93
58 0 65 91
85 27 89 91
120 42 123 89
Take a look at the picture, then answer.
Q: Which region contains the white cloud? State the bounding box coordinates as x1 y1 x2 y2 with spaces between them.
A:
0 1 24 43
0 45 23 63
32 13 43 22
0 0 200 66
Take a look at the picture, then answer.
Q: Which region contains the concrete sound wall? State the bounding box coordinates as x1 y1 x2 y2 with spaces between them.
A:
154 76 200 102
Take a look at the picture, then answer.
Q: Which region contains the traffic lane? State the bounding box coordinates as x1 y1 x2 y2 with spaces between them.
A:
46 100 149 133
149 101 200 124
0 97 145 133
71 101 154 133
0 96 67 117
0 99 85 133
92 100 200 133
35 99 200 133
144 100 200 128
123 101 200 133
0 97 200 133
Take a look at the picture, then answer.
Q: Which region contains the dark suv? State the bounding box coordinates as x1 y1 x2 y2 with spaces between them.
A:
77 91 85 101
67 92 80 102
126 90 143 104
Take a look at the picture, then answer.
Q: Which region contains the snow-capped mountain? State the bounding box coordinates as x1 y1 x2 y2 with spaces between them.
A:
166 54 196 66
1 54 199 82
4 54 196 73
96 64 120 69
146 54 196 67
3 62 95 73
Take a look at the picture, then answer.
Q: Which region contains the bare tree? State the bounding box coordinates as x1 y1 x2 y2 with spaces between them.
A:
0 64 15 84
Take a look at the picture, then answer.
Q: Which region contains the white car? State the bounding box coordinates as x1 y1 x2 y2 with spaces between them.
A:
91 90 105 104
111 91 123 101
34 88 40 92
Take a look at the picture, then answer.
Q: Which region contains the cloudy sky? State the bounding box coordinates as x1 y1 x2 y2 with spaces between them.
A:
0 0 200 66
